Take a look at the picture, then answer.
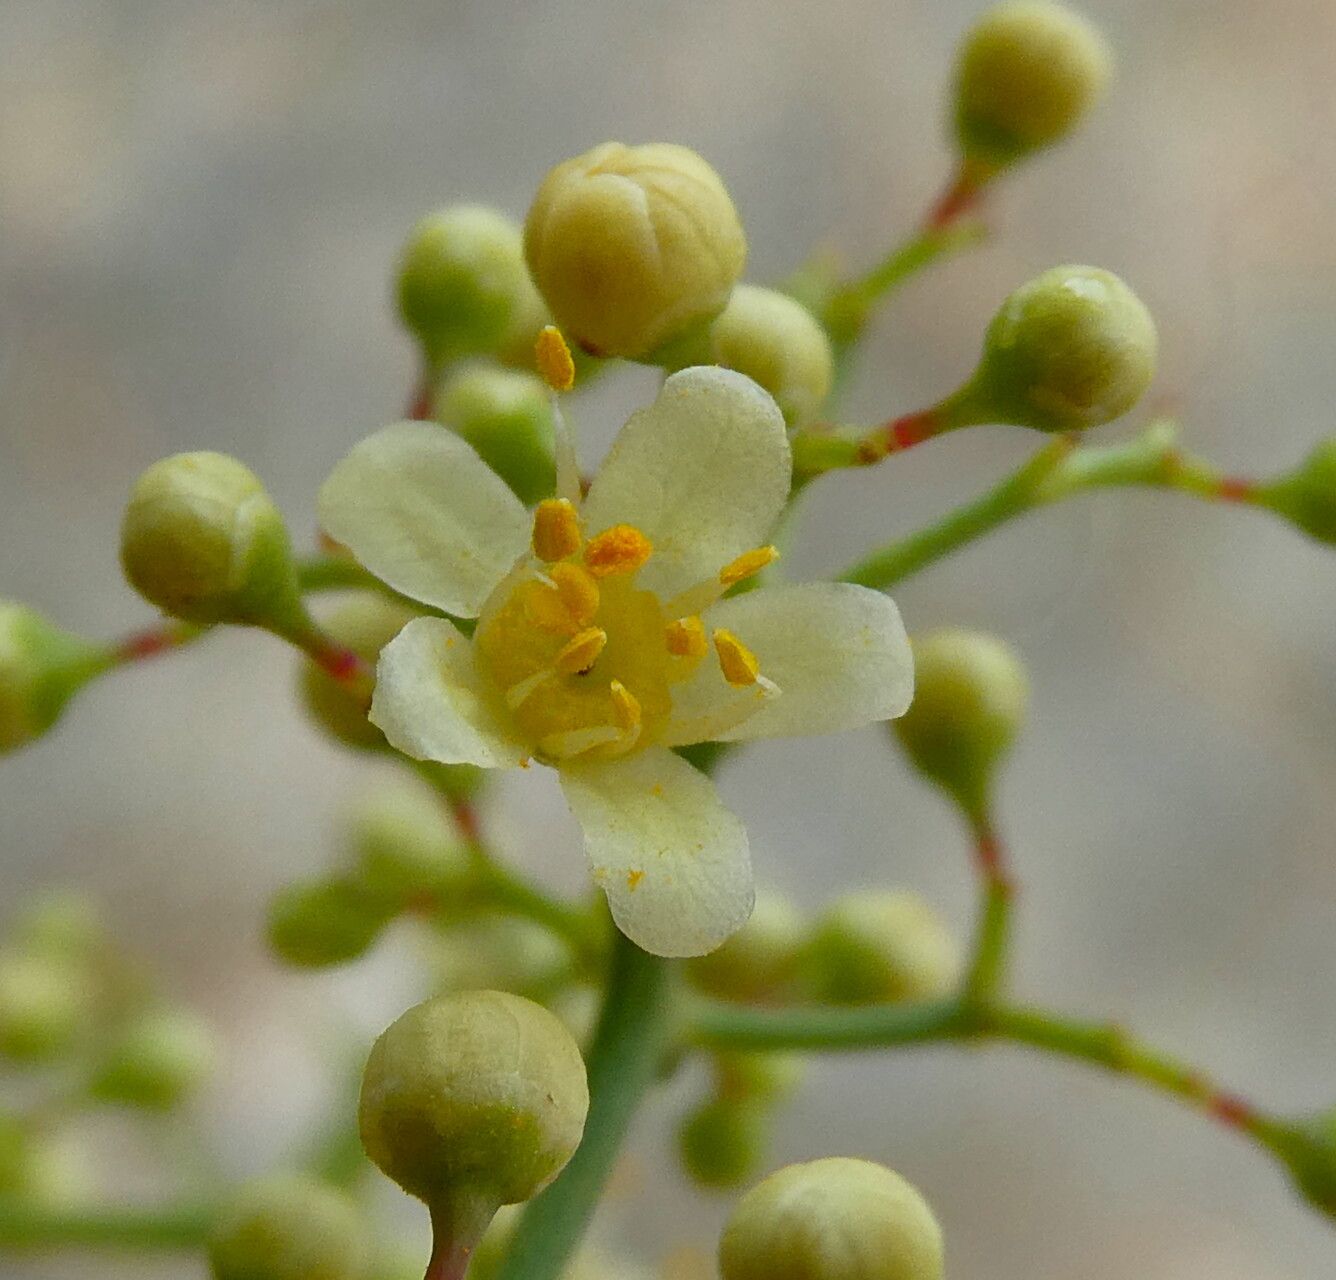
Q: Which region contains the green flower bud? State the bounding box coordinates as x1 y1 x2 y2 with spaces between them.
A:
719 1157 944 1280
300 595 419 750
0 1117 79 1205
207 1174 371 1280
397 206 537 368
804 892 959 1005
679 1097 767 1190
431 917 576 999
954 2 1111 169
1260 439 1336 545
525 142 747 359
267 877 391 968
687 890 806 1002
434 364 556 504
89 1007 214 1110
708 285 833 426
9 889 104 960
348 779 471 911
715 1050 805 1105
358 990 589 1213
0 950 92 1063
120 453 302 628
0 604 105 755
0 1115 36 1198
892 627 1028 819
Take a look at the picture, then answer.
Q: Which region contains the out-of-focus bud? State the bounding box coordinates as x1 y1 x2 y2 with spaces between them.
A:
719 1157 944 1280
679 1097 767 1190
954 2 1111 170
524 142 746 359
120 453 303 629
687 890 806 1003
715 1050 805 1105
1260 440 1336 546
434 365 556 504
397 206 537 368
347 779 471 911
431 916 576 1000
89 1007 214 1110
891 627 1027 820
0 951 91 1064
0 605 105 756
207 1174 371 1280
0 1117 79 1205
708 285 833 427
267 877 392 969
804 891 959 1005
9 890 104 960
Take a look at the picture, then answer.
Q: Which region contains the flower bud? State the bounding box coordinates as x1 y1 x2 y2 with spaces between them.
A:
10 890 104 960
679 1097 767 1190
348 779 472 911
719 1157 944 1280
1260 439 1336 545
891 628 1027 819
358 990 589 1214
954 2 1111 169
805 892 959 1005
397 206 538 368
524 142 746 359
687 890 806 1002
267 877 391 968
0 950 92 1063
708 285 834 426
120 453 302 628
0 604 105 756
0 1117 76 1205
431 917 576 998
715 1050 805 1105
955 265 1156 434
207 1174 371 1280
89 1007 214 1110
434 364 556 504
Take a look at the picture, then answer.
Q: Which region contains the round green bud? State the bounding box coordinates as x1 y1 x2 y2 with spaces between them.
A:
358 990 589 1208
348 780 471 911
0 604 104 756
688 890 806 1002
10 889 104 960
708 285 833 426
1261 439 1336 545
954 1 1111 169
207 1174 371 1280
300 595 419 750
892 627 1027 816
805 892 959 1005
524 141 747 359
89 1007 214 1110
0 1115 35 1198
719 1157 943 1280
679 1097 767 1190
715 1050 805 1105
120 452 300 627
267 877 391 968
431 916 576 999
0 1117 79 1205
397 206 535 368
434 364 556 504
0 950 91 1063
962 265 1157 434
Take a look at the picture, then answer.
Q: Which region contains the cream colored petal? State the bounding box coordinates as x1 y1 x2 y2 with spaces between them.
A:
580 367 791 598
318 421 530 617
560 748 754 958
369 616 526 768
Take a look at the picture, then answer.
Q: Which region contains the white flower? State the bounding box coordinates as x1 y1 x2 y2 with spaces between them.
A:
318 366 913 957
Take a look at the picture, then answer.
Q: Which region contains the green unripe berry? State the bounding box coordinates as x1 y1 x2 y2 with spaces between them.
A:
207 1174 371 1280
89 1008 214 1110
397 206 536 368
892 628 1027 818
954 2 1111 169
0 604 105 756
1260 439 1336 545
0 950 91 1063
687 890 806 1002
120 453 302 628
267 877 391 968
805 892 959 1005
679 1097 767 1190
719 1157 943 1280
358 990 589 1210
434 364 556 504
348 780 471 911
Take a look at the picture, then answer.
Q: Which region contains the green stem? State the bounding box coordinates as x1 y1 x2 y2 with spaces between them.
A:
688 996 969 1052
0 1199 214 1250
960 817 1013 1005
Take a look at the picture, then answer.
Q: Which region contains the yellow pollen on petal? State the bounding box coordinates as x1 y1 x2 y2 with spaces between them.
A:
535 325 576 392
713 628 761 687
719 544 779 587
550 562 600 628
554 626 607 675
584 524 653 578
626 869 645 891
532 498 582 562
665 615 708 660
609 679 642 733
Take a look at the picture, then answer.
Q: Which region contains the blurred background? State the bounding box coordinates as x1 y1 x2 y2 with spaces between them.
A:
3 0 1336 1275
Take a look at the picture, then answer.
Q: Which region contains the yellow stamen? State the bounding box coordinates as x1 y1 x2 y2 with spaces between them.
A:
719 544 779 587
554 627 607 676
665 615 708 660
584 524 653 578
505 668 553 710
713 628 760 687
550 562 600 628
536 325 576 392
532 498 582 562
609 680 641 733
523 580 577 634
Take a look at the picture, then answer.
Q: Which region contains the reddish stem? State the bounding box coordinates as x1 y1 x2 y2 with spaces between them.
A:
113 625 196 664
926 169 985 231
1217 476 1256 503
974 825 1015 897
856 408 941 464
407 373 434 421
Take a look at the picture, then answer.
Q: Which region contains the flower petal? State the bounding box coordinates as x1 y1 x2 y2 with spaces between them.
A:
669 583 914 744
318 421 530 617
580 367 791 598
559 748 753 957
370 616 527 768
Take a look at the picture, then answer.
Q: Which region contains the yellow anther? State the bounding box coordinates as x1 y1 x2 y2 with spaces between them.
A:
712 628 761 687
719 544 779 587
522 580 576 634
665 615 708 660
584 524 653 578
609 680 642 733
532 498 582 562
550 562 600 628
536 325 576 392
554 627 607 676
